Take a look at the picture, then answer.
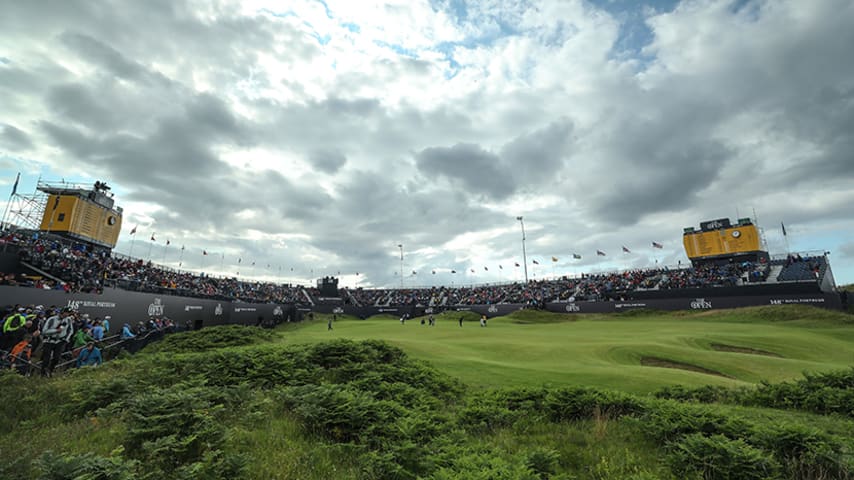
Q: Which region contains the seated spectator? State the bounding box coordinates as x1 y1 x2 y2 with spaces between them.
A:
76 341 102 368
121 323 135 339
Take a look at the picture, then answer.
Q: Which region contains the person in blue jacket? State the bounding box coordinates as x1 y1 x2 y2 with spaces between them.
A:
121 323 135 339
76 341 102 367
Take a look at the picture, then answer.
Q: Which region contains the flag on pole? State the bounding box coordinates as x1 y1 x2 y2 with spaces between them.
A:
532 259 539 265
551 256 558 262
652 242 663 249
597 250 606 256
781 222 787 236
11 172 20 196
573 253 582 259
130 225 137 235
622 246 631 253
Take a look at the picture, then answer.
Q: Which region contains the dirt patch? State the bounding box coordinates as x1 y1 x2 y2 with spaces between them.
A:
640 356 733 379
710 343 783 358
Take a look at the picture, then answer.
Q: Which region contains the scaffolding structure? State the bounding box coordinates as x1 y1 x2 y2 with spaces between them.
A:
1 179 99 231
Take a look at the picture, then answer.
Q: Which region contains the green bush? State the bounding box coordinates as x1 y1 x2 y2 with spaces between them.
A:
34 451 137 480
668 433 780 480
140 325 273 354
749 423 852 479
428 451 539 480
544 387 646 422
277 384 404 446
654 385 734 404
637 402 748 443
65 376 136 416
523 447 560 479
457 402 521 432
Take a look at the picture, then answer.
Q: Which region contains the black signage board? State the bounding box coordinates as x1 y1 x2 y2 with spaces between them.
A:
700 218 732 231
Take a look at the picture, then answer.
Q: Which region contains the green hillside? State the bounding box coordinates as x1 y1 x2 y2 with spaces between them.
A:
2 306 853 479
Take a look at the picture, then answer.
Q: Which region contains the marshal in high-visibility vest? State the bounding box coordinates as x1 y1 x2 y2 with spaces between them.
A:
38 181 123 249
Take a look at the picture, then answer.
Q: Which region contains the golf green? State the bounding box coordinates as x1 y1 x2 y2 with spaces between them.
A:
281 308 854 393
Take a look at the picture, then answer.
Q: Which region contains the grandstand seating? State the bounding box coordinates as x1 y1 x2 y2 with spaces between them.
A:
777 255 825 282
1 228 829 309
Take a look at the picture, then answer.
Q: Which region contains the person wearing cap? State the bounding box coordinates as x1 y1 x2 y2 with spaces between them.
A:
75 341 102 368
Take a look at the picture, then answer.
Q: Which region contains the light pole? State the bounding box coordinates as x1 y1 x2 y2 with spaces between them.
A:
398 244 403 289
516 216 528 283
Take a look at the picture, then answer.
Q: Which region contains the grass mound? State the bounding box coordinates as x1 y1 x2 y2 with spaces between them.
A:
140 324 275 354
724 305 853 324
503 309 576 324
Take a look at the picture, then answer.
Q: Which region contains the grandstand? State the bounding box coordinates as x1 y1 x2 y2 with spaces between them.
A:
0 206 846 332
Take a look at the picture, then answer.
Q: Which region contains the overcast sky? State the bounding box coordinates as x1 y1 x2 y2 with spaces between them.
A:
1 0 852 288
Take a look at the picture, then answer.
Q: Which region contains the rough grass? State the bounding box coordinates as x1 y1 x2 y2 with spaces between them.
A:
3 305 854 480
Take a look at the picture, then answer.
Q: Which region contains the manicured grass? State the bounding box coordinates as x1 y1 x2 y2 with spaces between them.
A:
284 306 854 393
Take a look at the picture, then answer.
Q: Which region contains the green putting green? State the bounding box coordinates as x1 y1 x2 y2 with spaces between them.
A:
282 306 854 393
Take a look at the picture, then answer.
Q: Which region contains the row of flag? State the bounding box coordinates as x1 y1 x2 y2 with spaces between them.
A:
131 225 669 268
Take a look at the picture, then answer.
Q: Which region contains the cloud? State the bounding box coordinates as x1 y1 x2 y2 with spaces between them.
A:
1 0 853 286
415 143 515 199
0 124 33 151
308 148 347 174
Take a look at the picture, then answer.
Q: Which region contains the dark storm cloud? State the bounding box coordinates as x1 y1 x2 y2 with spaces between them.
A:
590 137 731 224
0 124 34 151
415 143 515 199
499 119 573 184
308 149 347 174
46 83 118 129
59 32 170 86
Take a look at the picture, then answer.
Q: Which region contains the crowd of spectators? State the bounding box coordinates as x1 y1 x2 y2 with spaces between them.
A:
0 228 824 310
0 302 175 376
777 254 825 282
2 230 306 304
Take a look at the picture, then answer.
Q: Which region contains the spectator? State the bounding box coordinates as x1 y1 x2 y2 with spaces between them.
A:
8 335 33 374
76 341 102 368
41 308 74 376
121 323 135 339
91 320 105 341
